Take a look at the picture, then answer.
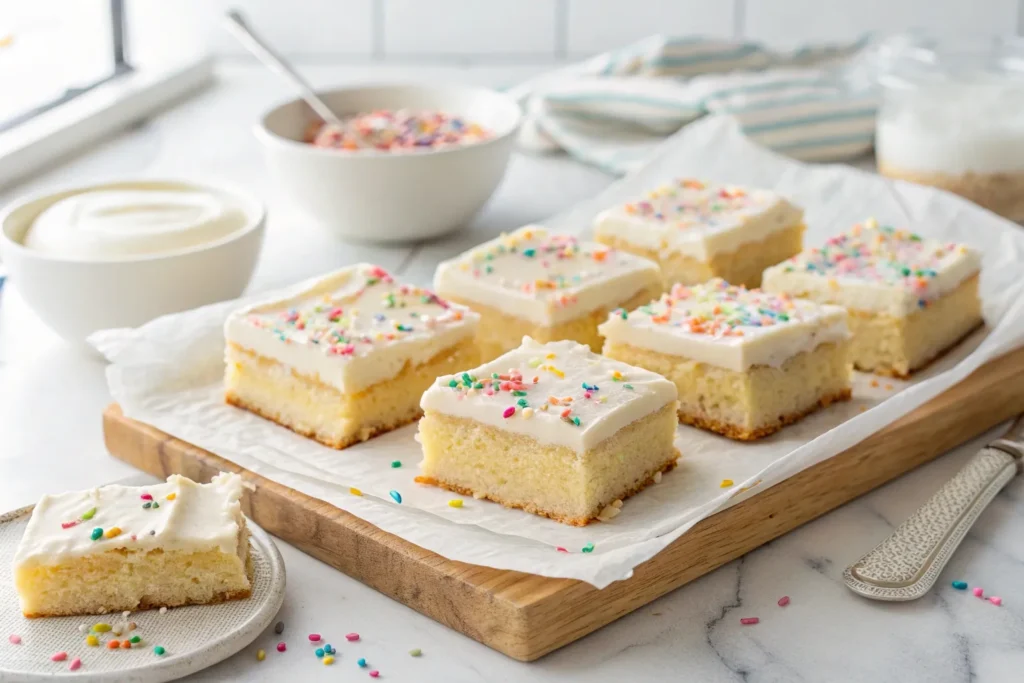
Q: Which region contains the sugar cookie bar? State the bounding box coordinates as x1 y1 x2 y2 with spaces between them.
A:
594 178 805 288
418 337 679 526
600 279 852 440
762 219 983 378
14 473 250 617
433 226 662 362
225 264 479 448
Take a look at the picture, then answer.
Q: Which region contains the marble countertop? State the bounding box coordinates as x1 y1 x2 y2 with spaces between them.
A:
1 63 1021 683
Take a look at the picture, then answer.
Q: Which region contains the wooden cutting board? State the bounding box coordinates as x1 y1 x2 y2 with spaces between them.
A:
103 345 1024 662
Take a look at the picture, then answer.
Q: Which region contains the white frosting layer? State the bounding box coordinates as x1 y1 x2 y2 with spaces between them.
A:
14 473 244 568
593 179 804 261
419 337 677 452
433 226 661 326
877 84 1024 174
225 264 478 393
23 186 248 260
599 279 849 372
762 220 982 317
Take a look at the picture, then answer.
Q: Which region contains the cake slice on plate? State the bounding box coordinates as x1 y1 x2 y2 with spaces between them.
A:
14 473 250 617
225 264 479 449
433 226 662 362
418 337 679 526
600 279 852 440
593 178 805 288
762 219 983 377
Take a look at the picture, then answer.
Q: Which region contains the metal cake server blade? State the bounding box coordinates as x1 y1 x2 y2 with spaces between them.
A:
843 414 1024 601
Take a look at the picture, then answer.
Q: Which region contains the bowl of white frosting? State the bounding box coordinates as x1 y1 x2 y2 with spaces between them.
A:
0 180 265 343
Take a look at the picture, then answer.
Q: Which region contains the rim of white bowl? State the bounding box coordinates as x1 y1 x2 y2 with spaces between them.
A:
254 82 524 159
0 178 266 265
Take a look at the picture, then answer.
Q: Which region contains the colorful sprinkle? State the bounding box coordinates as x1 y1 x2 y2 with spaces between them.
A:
257 649 266 661
159 606 168 614
141 493 153 501
309 633 322 642
556 547 567 553
989 596 1003 606
274 621 284 634
93 623 111 633
346 633 360 642
90 528 103 541
68 657 82 671
389 490 402 504
154 645 166 656
324 655 335 665
409 648 422 657
316 648 325 658
307 109 492 152
448 499 463 508
778 596 790 607
166 492 176 501
390 460 402 468
121 639 131 649
973 587 984 598
720 479 734 488
107 640 119 650
129 635 141 644
502 406 516 418
276 642 286 652
740 617 760 625
86 635 99 647
104 527 122 539
81 507 96 520
350 487 363 496
581 543 595 553
369 671 380 678
952 580 968 590
8 635 21 645
51 651 67 661
358 657 367 667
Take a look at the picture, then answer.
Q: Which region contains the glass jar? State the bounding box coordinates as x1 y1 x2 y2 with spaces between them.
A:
873 35 1024 222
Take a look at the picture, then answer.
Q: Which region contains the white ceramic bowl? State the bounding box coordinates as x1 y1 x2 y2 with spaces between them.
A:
255 83 522 243
0 180 265 344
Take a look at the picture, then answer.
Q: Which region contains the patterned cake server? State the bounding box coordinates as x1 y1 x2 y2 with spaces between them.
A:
843 415 1023 601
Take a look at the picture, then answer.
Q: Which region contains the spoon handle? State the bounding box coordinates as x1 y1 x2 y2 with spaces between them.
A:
843 416 1023 601
224 10 345 129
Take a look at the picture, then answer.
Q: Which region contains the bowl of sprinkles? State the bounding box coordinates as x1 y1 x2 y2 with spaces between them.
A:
256 83 521 243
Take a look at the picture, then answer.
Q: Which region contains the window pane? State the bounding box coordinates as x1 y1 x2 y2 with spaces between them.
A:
0 0 116 126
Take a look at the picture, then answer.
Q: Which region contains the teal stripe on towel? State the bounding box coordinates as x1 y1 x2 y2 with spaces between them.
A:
767 132 874 152
742 107 877 134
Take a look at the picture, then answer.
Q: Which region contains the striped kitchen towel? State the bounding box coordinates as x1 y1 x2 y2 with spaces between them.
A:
509 35 880 176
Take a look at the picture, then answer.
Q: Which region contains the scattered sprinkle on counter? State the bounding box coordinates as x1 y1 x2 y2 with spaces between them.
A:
409 648 422 657
346 632 360 642
256 648 266 661
973 587 984 597
50 651 67 661
86 635 99 647
389 490 402 504
952 580 968 590
778 596 790 607
274 620 284 634
369 670 380 678
308 633 321 642
740 617 760 625
153 645 166 656
276 642 287 652
358 657 367 667
8 634 21 645
324 655 335 665
68 657 82 671
106 640 119 650
989 596 1003 606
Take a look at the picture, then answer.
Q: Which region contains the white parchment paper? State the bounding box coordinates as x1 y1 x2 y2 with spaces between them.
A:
91 117 1024 589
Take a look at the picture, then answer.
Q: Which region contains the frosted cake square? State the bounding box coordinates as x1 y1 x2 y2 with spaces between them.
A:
417 337 679 526
600 279 852 440
593 178 805 288
225 264 479 449
433 226 662 362
762 219 983 378
14 473 250 618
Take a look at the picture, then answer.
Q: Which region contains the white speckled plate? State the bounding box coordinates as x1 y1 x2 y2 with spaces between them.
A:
0 505 285 682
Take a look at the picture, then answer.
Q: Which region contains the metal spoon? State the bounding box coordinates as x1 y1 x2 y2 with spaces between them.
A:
223 9 368 148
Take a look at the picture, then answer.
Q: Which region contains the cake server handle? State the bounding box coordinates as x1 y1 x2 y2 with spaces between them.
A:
843 415 1024 601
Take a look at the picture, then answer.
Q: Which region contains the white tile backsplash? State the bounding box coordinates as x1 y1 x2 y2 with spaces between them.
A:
743 0 1020 47
566 0 736 55
383 0 558 56
128 0 1024 61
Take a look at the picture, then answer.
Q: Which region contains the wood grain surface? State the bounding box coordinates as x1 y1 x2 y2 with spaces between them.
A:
103 345 1024 661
